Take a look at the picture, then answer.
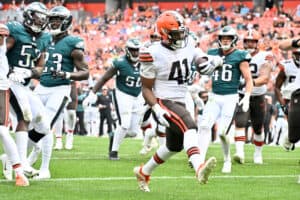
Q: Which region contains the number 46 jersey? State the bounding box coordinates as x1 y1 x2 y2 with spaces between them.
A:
140 37 204 103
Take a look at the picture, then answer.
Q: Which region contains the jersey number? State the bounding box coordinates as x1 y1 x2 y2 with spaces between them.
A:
213 64 232 81
250 63 258 78
168 59 189 84
289 75 296 83
43 52 63 72
126 76 141 87
18 45 34 68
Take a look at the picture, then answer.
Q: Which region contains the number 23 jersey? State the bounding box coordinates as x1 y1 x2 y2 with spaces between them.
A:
140 38 203 103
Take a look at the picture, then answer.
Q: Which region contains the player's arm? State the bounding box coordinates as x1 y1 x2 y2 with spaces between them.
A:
253 62 272 87
70 49 89 81
240 61 253 95
274 66 287 105
92 66 117 94
6 36 15 50
279 37 300 50
31 51 46 79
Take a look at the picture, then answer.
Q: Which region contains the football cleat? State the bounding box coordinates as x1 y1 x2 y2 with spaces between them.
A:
33 169 51 180
197 157 217 184
24 166 39 178
298 175 300 184
15 173 30 187
109 151 120 160
133 165 150 192
221 160 232 173
282 135 295 152
139 146 151 155
0 154 13 180
253 152 263 164
65 133 74 150
233 153 245 164
54 141 63 150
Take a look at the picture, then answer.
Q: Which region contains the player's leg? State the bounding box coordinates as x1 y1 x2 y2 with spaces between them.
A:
288 89 300 144
64 108 77 150
53 114 63 150
250 95 266 164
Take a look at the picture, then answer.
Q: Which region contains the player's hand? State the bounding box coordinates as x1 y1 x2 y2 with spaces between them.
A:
197 55 223 75
280 104 289 116
8 72 25 84
50 68 71 79
152 104 170 127
238 92 250 112
82 91 97 108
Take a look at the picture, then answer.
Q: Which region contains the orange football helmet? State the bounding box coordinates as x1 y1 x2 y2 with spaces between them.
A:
156 10 188 49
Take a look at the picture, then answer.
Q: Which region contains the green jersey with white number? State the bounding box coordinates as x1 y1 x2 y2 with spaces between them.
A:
208 48 251 95
113 56 141 97
40 35 85 87
6 21 51 83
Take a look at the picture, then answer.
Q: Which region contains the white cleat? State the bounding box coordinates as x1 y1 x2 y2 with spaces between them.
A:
0 154 13 180
221 160 232 174
54 142 63 150
139 147 151 155
233 153 245 164
254 152 263 164
197 157 217 184
65 133 73 150
24 166 39 178
33 169 51 180
133 166 150 192
298 175 300 184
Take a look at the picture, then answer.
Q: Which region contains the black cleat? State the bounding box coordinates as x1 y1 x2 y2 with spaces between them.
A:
109 151 120 160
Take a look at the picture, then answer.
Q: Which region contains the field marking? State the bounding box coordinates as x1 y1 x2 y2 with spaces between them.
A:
0 175 298 183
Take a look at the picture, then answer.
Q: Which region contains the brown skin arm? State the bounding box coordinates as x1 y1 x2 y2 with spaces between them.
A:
274 70 287 105
141 76 157 106
239 61 253 94
253 62 272 86
279 37 300 50
6 36 15 50
31 52 46 79
70 49 89 81
92 66 117 93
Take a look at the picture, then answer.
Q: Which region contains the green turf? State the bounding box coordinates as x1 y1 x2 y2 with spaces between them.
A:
0 136 299 200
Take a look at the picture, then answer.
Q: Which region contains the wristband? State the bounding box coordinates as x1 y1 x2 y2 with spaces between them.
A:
65 72 71 79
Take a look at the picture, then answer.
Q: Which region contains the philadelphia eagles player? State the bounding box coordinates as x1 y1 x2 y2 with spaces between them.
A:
83 38 144 160
198 26 253 173
31 6 89 179
5 2 51 177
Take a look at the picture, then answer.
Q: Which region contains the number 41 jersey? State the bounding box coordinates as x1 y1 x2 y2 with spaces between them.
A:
40 35 85 87
140 37 204 103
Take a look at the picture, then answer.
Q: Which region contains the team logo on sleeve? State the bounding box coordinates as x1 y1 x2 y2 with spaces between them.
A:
75 41 85 49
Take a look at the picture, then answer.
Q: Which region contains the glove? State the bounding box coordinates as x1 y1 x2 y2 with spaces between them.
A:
238 92 250 112
50 67 71 79
197 55 224 75
82 91 97 108
152 103 170 127
8 72 25 84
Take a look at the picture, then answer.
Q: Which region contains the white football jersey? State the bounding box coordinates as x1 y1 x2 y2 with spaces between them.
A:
0 41 10 90
249 51 273 96
280 59 298 87
140 36 205 103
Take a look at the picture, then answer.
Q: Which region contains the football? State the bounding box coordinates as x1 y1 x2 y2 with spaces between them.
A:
194 56 209 73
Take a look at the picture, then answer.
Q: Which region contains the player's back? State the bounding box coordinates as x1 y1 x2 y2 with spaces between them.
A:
280 59 298 87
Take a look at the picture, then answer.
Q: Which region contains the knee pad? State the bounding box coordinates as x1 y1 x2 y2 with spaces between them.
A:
235 107 249 128
166 128 183 152
28 129 45 143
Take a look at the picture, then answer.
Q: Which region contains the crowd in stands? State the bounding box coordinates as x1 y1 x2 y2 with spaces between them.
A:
1 1 300 137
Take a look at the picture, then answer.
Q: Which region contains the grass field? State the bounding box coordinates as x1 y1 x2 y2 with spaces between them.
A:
0 135 299 200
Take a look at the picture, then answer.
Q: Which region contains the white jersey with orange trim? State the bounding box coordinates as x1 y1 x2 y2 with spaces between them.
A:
279 59 298 87
249 51 273 96
0 41 10 90
140 36 205 103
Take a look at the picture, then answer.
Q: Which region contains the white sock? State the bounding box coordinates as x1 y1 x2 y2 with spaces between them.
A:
65 109 76 131
235 129 245 156
157 136 166 146
220 135 231 162
53 117 63 142
143 128 155 148
198 127 211 164
184 129 202 172
111 126 127 152
0 126 21 165
142 144 175 175
40 133 53 172
15 131 29 167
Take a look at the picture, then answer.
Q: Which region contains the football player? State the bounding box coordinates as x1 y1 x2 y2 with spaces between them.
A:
83 38 144 160
31 6 89 179
6 2 51 177
133 11 220 192
233 29 273 165
198 26 253 174
0 24 29 186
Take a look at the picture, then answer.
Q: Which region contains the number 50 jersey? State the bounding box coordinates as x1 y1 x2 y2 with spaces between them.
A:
140 37 204 103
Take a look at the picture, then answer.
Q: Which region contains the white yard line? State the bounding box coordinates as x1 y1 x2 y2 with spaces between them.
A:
0 175 297 183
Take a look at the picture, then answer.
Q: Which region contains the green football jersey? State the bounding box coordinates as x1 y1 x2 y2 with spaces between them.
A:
113 56 141 97
40 35 85 87
6 21 51 70
208 48 251 95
